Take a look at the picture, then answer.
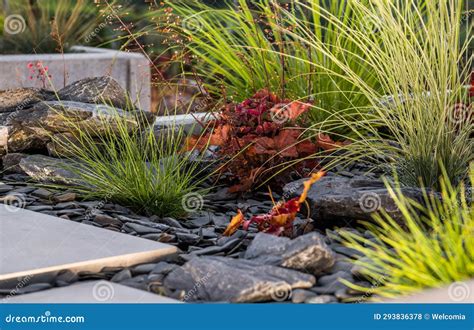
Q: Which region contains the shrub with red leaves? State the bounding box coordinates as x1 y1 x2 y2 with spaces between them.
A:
186 89 328 192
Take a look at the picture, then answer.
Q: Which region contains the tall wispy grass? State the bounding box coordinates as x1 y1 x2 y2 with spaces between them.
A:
153 0 378 126
339 165 474 299
1 0 104 54
52 103 211 218
275 0 472 188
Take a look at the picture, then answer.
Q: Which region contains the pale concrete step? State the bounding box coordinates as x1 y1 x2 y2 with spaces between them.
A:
0 205 177 283
2 280 180 303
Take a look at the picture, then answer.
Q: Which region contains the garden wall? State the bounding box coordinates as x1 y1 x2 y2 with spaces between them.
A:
0 46 151 111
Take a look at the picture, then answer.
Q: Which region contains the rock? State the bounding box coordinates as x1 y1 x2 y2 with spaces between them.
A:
1 153 27 174
0 183 13 194
31 188 54 199
123 222 162 235
54 270 78 286
131 263 156 275
330 260 354 273
4 99 154 153
311 271 353 294
56 76 129 109
245 232 335 275
212 214 232 228
19 155 78 184
306 295 338 304
46 133 82 157
111 269 132 283
26 205 53 212
93 214 122 227
164 256 315 302
283 175 424 223
187 216 211 227
291 289 318 303
151 262 178 275
17 283 53 294
53 192 77 203
190 237 242 257
159 217 184 228
175 233 201 245
0 88 51 113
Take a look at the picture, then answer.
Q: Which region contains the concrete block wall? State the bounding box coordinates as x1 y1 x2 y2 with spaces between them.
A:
0 46 151 111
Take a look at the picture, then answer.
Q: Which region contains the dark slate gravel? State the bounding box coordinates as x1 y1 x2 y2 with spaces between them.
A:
0 175 375 303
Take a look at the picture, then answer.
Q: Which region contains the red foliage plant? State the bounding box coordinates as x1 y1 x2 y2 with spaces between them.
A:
185 89 339 192
223 171 326 236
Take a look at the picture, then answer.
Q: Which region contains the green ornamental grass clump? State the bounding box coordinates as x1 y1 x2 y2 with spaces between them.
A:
154 0 378 127
1 0 106 54
340 166 474 300
52 105 210 218
277 0 472 189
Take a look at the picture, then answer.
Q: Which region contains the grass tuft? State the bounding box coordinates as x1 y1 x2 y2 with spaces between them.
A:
51 103 211 218
339 165 474 300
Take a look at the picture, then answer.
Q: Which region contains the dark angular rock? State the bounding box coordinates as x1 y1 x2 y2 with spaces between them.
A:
19 154 79 184
111 269 132 283
17 283 53 294
283 175 424 223
123 223 162 235
159 217 184 228
4 98 154 153
164 256 315 302
1 153 27 174
55 76 128 109
0 88 51 113
93 214 123 227
245 232 335 275
151 262 179 275
53 192 77 203
0 183 13 194
175 232 201 244
311 271 354 295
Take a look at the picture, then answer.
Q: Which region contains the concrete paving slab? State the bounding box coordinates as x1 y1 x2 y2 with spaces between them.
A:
2 281 180 303
0 205 177 283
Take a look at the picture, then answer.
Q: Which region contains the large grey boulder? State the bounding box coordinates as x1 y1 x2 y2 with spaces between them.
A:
244 232 335 276
164 256 315 302
283 175 424 223
0 76 155 155
55 76 129 109
3 100 154 153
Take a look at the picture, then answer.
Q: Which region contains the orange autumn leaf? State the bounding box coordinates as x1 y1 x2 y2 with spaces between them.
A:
223 209 244 236
224 171 326 237
316 133 343 151
270 101 311 121
298 171 326 204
